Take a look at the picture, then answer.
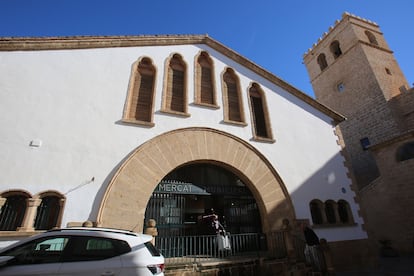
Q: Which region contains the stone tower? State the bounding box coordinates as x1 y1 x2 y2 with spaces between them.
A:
303 12 411 189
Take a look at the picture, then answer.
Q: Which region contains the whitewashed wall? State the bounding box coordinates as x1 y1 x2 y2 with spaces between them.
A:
0 44 366 242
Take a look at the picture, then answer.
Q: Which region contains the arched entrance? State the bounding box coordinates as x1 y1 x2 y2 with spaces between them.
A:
145 162 262 236
97 127 295 234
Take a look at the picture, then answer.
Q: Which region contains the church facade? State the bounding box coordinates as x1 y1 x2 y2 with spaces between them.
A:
0 34 369 267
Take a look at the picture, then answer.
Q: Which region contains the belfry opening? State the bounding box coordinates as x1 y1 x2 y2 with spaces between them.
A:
144 163 262 237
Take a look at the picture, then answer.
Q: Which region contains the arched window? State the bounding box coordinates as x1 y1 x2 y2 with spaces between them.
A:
248 83 273 140
195 51 216 106
34 195 63 230
317 53 328 71
163 54 187 114
396 142 414 162
310 200 324 225
222 68 244 123
124 57 156 125
0 194 28 231
309 199 355 227
338 200 353 224
365 30 378 45
330 40 342 59
325 200 337 224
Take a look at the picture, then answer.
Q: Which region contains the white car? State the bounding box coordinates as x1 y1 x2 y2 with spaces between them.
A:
0 227 164 276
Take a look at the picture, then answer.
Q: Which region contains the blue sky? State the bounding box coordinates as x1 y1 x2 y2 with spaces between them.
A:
1 0 413 98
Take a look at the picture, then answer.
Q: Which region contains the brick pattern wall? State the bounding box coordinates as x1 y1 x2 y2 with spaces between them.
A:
304 14 408 189
389 88 414 131
360 137 414 253
304 13 414 255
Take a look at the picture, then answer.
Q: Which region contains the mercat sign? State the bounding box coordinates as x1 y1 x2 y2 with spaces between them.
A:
155 181 210 195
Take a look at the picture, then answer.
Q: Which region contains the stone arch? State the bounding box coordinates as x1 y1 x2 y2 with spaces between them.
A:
97 127 295 233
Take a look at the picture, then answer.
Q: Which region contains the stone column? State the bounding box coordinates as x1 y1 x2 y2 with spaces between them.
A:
333 202 342 224
144 219 158 246
281 218 296 261
0 197 6 208
17 198 42 232
320 238 335 275
54 198 66 228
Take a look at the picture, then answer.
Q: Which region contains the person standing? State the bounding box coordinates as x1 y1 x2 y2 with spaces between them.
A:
202 208 224 234
301 222 325 272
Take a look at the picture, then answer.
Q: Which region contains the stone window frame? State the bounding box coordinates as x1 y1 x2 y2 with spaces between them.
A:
385 68 392 75
34 191 66 231
310 199 324 225
338 200 354 224
396 141 414 162
194 51 219 109
364 30 378 46
0 190 65 234
161 53 190 117
330 40 342 59
0 191 29 231
309 199 355 227
123 56 157 127
247 82 275 143
317 53 328 71
221 67 247 126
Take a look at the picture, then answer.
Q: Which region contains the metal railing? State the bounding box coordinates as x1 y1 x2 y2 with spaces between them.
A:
156 231 290 266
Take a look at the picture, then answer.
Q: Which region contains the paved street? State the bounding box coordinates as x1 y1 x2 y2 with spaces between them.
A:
336 255 414 276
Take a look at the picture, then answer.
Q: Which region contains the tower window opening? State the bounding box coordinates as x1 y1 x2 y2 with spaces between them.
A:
385 68 392 75
317 53 328 71
365 30 378 45
396 142 414 162
330 40 342 59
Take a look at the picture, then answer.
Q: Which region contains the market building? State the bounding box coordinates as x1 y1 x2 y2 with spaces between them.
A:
0 31 369 271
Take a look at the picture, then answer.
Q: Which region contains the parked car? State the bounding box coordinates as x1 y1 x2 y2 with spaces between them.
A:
0 227 165 275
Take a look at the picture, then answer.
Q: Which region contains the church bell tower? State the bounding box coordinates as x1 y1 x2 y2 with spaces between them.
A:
303 12 411 188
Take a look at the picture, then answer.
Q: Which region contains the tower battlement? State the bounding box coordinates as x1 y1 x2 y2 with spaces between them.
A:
304 12 379 57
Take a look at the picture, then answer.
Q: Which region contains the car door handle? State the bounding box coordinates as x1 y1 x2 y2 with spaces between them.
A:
101 271 115 276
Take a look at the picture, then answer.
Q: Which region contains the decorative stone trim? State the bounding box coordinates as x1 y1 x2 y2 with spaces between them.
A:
97 127 295 234
0 35 344 124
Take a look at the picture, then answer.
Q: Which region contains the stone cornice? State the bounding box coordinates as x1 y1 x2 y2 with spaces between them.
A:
0 34 345 123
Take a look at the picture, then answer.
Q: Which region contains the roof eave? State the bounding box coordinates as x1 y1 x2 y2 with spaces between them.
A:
0 34 346 123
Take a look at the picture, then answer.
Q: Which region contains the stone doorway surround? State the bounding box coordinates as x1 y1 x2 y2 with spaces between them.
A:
97 127 295 233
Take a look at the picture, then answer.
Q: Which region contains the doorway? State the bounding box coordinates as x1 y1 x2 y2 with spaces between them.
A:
144 163 262 236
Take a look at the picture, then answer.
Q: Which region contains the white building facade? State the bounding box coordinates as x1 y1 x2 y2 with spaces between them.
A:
0 36 369 262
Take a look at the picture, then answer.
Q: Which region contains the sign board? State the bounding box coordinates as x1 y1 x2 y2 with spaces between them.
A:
155 181 210 195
